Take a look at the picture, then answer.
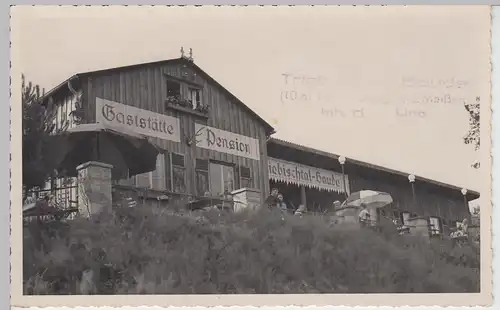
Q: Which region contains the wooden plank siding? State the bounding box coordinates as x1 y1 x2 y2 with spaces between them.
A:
79 61 270 202
346 165 470 222
35 89 84 205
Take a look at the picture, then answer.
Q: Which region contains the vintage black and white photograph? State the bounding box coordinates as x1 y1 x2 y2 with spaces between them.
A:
11 4 492 307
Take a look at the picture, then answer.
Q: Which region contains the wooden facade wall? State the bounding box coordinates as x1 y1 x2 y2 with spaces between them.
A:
52 89 82 132
80 61 270 201
40 90 82 204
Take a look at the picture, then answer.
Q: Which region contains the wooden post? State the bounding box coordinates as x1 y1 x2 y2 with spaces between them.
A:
341 165 348 200
411 183 416 209
300 186 307 208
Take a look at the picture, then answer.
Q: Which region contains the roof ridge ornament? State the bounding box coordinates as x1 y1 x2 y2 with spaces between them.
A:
180 46 194 63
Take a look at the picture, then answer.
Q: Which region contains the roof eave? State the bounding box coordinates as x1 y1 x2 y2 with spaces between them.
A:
50 57 276 134
38 74 81 105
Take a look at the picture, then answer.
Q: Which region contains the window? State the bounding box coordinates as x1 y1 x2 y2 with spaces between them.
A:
60 101 67 127
167 80 181 98
164 74 207 114
117 153 167 190
209 162 235 196
135 172 151 188
51 112 58 133
171 153 186 193
43 179 52 190
53 100 68 131
188 88 201 109
115 152 181 193
195 159 210 196
56 104 62 131
164 153 172 191
239 166 252 188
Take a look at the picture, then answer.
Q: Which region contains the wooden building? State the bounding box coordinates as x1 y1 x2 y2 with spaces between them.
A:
39 53 479 228
267 138 479 230
40 55 275 203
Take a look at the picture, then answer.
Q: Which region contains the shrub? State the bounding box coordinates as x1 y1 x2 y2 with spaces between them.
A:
23 205 480 294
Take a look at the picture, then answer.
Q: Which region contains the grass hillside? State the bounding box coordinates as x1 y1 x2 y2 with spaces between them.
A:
23 205 480 294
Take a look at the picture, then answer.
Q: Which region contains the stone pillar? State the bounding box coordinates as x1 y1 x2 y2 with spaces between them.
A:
300 186 307 208
231 188 261 212
76 161 113 217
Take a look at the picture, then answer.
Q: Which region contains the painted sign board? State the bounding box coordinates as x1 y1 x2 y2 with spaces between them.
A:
96 97 181 142
268 157 350 193
194 123 260 160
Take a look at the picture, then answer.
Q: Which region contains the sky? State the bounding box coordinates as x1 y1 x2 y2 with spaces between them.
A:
11 5 490 194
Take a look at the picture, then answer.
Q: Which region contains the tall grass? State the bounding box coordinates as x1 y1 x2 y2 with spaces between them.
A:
23 205 480 294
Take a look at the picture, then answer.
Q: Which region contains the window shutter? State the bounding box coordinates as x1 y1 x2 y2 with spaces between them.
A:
172 153 185 167
196 158 209 171
119 175 135 186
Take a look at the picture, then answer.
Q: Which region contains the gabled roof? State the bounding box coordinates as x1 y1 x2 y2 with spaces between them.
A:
268 137 480 201
40 57 276 135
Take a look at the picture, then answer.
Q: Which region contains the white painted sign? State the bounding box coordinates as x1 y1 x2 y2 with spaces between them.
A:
268 157 350 193
194 123 260 160
96 97 180 142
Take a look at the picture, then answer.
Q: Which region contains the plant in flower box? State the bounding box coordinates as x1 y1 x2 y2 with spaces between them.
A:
166 95 180 106
196 103 209 114
177 98 191 108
